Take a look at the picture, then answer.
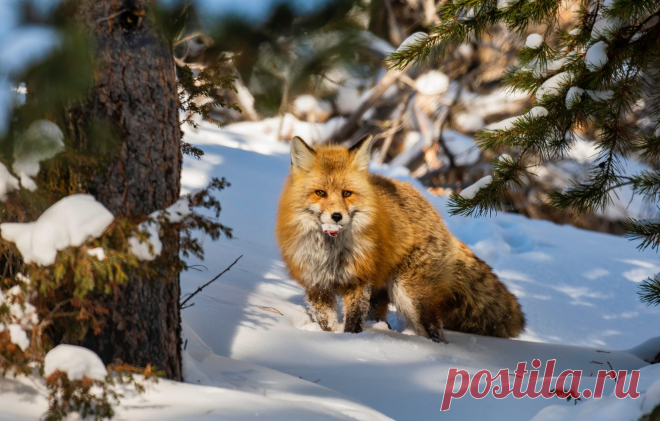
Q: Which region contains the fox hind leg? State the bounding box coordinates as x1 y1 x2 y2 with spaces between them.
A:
420 312 447 343
307 288 338 332
367 287 391 329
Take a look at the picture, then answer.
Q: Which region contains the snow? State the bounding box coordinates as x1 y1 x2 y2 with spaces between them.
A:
44 344 108 381
0 162 19 200
531 364 660 421
538 134 654 221
3 119 660 420
536 72 573 101
497 0 517 9
8 298 38 330
165 197 192 223
129 198 190 260
591 17 623 39
321 223 343 237
486 107 547 131
627 337 660 362
529 106 549 118
8 323 29 351
174 120 660 419
460 175 493 199
0 194 114 266
443 129 480 165
526 34 544 49
586 89 614 101
486 115 519 131
533 52 575 78
335 85 363 115
360 31 395 55
460 88 529 119
415 70 450 96
129 220 162 261
566 86 585 108
12 119 65 191
454 112 484 132
293 95 320 114
86 247 106 261
585 41 608 71
293 95 332 120
396 32 428 52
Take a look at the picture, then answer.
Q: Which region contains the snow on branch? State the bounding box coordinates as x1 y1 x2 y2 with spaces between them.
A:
0 194 113 266
12 120 65 191
129 197 192 261
44 344 108 381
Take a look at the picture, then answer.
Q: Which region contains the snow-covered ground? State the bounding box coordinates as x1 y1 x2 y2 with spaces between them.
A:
1 119 659 420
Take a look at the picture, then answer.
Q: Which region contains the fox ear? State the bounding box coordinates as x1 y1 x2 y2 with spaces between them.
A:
348 134 373 172
291 136 316 172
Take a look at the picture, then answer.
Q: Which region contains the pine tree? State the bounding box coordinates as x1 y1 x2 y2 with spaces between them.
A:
0 0 233 418
388 0 660 305
0 0 367 418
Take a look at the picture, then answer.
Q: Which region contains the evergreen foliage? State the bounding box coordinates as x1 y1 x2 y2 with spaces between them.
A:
0 1 241 419
387 0 660 304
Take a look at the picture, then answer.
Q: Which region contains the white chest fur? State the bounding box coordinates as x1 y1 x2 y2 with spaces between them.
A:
292 228 359 290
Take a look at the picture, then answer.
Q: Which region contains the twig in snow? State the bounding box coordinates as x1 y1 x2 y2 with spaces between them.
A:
257 306 283 315
180 255 243 308
607 361 618 381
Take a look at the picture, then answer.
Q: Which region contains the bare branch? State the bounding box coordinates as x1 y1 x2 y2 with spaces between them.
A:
180 255 243 308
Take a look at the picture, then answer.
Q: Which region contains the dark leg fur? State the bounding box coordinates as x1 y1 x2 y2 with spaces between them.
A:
419 305 447 343
367 287 391 329
307 288 337 332
343 285 370 334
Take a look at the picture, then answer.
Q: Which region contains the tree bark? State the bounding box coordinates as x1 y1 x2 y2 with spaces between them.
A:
64 0 182 380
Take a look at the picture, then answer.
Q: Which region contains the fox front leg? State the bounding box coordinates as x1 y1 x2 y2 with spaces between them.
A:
343 284 371 334
307 288 338 332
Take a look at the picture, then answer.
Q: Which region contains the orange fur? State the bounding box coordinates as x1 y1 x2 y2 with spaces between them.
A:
275 136 525 340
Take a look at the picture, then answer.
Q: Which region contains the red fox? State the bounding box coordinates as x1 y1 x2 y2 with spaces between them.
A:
275 135 525 341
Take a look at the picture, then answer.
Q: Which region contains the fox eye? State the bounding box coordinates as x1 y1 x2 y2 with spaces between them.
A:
342 190 352 198
315 190 327 197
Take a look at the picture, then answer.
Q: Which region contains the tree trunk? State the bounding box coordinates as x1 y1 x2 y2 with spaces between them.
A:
64 0 182 380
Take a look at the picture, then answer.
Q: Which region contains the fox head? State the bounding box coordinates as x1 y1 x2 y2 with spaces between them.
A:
287 135 374 237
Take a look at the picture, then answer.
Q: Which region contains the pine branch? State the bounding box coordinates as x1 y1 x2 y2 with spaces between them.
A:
631 170 660 200
447 155 527 217
638 274 660 306
625 219 660 251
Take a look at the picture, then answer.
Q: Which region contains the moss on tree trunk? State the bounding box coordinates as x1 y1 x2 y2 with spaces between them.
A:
64 0 182 380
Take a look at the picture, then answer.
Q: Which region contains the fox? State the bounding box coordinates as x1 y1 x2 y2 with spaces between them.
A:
275 134 525 341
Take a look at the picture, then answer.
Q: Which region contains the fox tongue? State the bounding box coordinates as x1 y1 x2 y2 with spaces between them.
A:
321 223 342 238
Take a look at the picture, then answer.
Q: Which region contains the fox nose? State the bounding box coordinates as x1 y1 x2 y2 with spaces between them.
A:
331 212 342 222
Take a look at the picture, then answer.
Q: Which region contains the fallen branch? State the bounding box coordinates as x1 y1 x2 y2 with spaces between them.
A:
375 93 412 164
180 255 243 308
329 69 406 144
